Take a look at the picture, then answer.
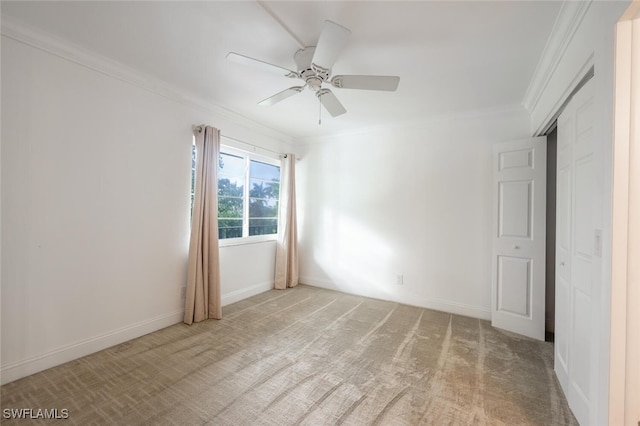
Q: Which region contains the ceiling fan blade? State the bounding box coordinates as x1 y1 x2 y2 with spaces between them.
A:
331 75 400 91
258 86 304 106
311 20 351 72
317 89 347 117
226 52 298 78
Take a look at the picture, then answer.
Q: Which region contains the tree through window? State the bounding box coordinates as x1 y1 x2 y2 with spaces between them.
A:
191 142 281 240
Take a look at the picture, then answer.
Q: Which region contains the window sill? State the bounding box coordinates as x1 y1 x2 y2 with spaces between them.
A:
219 235 278 247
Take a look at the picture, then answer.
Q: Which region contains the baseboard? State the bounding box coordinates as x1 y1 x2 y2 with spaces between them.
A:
1 282 275 385
423 298 492 321
0 311 183 385
221 280 273 307
299 276 491 321
1 278 489 384
299 276 340 291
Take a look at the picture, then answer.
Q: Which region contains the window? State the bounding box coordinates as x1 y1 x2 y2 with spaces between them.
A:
246 158 280 236
217 151 245 238
191 141 280 241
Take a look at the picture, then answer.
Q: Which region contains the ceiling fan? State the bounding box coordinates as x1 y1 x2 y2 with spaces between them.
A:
226 20 400 118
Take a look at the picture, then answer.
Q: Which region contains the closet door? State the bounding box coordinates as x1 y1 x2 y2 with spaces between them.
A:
555 78 595 426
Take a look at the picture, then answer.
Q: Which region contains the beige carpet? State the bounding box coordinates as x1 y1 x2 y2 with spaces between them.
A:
1 285 577 425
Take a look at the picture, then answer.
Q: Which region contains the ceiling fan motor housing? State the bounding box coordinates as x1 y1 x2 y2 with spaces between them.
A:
295 47 329 91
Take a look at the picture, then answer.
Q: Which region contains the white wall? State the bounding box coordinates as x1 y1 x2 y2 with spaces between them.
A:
527 1 630 424
296 107 531 319
1 33 293 384
219 240 278 306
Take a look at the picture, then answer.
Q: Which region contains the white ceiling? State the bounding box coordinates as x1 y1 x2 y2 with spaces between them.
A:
2 1 562 139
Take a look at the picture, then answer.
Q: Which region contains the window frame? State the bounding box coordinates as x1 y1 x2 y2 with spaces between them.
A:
217 144 281 247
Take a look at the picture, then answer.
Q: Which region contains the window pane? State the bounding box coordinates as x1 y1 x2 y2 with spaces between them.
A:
218 152 245 239
249 219 278 236
218 177 244 197
218 218 243 239
249 198 278 218
219 153 244 177
250 160 280 182
218 196 243 218
249 180 279 200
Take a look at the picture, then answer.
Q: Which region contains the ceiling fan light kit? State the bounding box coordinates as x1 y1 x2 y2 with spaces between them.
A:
227 20 400 120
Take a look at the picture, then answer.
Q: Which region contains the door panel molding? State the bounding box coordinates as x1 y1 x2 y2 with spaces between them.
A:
491 137 547 340
555 78 595 426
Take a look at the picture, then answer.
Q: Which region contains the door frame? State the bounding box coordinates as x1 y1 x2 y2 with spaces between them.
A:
609 3 640 424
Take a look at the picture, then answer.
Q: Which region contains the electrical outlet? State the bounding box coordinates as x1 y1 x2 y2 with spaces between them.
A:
396 274 404 285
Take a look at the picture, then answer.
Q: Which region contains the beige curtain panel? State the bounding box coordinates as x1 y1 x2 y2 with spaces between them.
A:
275 153 299 289
184 125 222 324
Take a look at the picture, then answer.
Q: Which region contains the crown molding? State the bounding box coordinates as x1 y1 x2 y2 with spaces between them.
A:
0 15 294 145
522 0 592 114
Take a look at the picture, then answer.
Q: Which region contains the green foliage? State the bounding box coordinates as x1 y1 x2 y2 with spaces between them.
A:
214 154 281 239
248 181 279 236
218 178 243 221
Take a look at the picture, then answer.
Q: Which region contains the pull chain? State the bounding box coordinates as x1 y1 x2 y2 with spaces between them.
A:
318 94 322 125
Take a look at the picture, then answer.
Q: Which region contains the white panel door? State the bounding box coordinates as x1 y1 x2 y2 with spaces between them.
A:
491 137 547 340
555 107 572 394
555 79 595 426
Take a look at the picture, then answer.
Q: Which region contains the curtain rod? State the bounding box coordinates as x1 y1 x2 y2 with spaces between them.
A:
192 125 287 158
